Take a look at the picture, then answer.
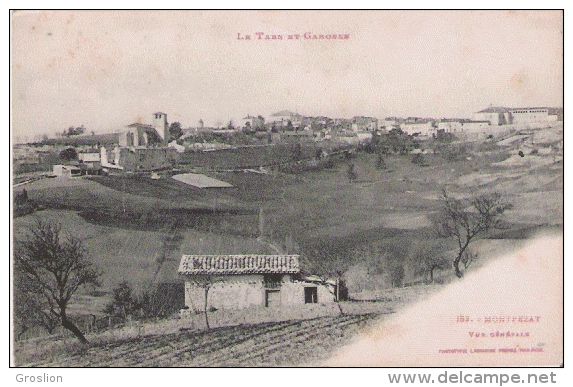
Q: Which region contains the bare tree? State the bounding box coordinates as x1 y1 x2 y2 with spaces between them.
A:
302 239 352 315
410 241 450 283
434 189 511 278
14 269 59 340
188 275 223 329
461 249 479 270
14 220 102 344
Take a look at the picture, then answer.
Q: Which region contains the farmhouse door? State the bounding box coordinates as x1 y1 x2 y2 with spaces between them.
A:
265 290 281 307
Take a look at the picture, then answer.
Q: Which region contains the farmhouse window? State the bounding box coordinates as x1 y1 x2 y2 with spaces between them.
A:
264 274 283 289
305 287 318 304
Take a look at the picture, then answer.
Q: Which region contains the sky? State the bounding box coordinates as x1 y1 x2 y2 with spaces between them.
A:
11 10 563 140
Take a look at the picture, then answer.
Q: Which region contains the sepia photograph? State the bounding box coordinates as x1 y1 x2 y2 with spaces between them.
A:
10 9 563 370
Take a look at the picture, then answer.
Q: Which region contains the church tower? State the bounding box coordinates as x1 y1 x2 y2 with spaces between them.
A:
153 112 168 143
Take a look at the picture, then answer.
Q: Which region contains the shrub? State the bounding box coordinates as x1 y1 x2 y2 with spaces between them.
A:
437 143 468 161
104 281 140 322
411 153 425 165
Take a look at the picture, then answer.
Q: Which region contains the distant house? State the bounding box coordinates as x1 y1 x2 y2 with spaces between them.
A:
268 110 304 128
436 119 491 139
178 255 335 312
382 117 402 131
460 120 490 132
436 120 463 134
472 107 511 126
351 116 379 132
78 151 102 174
52 164 81 177
400 119 436 136
240 115 265 130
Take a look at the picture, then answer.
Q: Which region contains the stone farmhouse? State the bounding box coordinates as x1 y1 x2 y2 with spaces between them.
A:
178 255 336 312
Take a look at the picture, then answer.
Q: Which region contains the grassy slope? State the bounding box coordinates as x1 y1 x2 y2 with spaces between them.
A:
16 144 563 289
14 210 271 291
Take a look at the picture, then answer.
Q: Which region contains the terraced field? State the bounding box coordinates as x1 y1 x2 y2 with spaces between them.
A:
20 313 383 367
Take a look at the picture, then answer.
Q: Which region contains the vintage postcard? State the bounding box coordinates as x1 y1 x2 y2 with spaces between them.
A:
10 10 563 369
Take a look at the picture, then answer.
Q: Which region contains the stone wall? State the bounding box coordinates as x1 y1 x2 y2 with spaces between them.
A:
183 275 335 312
118 147 178 171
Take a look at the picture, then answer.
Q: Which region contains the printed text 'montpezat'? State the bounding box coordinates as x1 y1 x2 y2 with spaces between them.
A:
237 32 350 41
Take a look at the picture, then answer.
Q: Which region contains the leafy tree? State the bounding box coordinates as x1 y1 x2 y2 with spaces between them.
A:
59 147 78 162
291 142 302 161
433 129 455 143
434 190 512 278
104 280 139 321
227 120 235 130
14 220 102 343
168 122 183 140
63 125 86 137
386 128 414 154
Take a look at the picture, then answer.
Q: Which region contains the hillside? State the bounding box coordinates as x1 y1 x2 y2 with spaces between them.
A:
12 126 563 357
15 283 443 367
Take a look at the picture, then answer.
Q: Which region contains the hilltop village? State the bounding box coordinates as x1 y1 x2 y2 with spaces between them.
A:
13 106 564 176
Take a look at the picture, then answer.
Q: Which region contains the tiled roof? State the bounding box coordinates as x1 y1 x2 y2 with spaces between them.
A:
402 119 433 125
126 123 154 128
271 110 301 117
476 107 509 113
179 255 300 275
